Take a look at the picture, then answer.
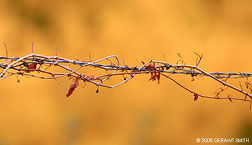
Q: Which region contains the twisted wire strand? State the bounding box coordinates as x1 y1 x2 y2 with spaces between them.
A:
1 53 252 103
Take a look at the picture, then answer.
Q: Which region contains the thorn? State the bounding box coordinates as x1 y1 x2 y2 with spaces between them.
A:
3 42 9 64
177 53 182 59
3 42 8 57
32 42 34 54
56 48 58 57
163 54 167 62
243 73 248 80
89 52 92 62
194 52 203 66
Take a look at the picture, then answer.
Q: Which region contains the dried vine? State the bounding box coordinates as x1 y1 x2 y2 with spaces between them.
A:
1 47 252 107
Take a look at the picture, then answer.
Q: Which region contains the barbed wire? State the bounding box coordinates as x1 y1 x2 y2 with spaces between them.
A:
1 51 252 106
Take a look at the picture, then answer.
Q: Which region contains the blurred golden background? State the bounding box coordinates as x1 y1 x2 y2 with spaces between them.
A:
0 0 252 145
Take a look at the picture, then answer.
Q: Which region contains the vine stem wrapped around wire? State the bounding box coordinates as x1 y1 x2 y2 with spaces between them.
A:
1 51 252 105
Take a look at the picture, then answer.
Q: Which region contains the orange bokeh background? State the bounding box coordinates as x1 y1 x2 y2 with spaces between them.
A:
0 0 252 145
